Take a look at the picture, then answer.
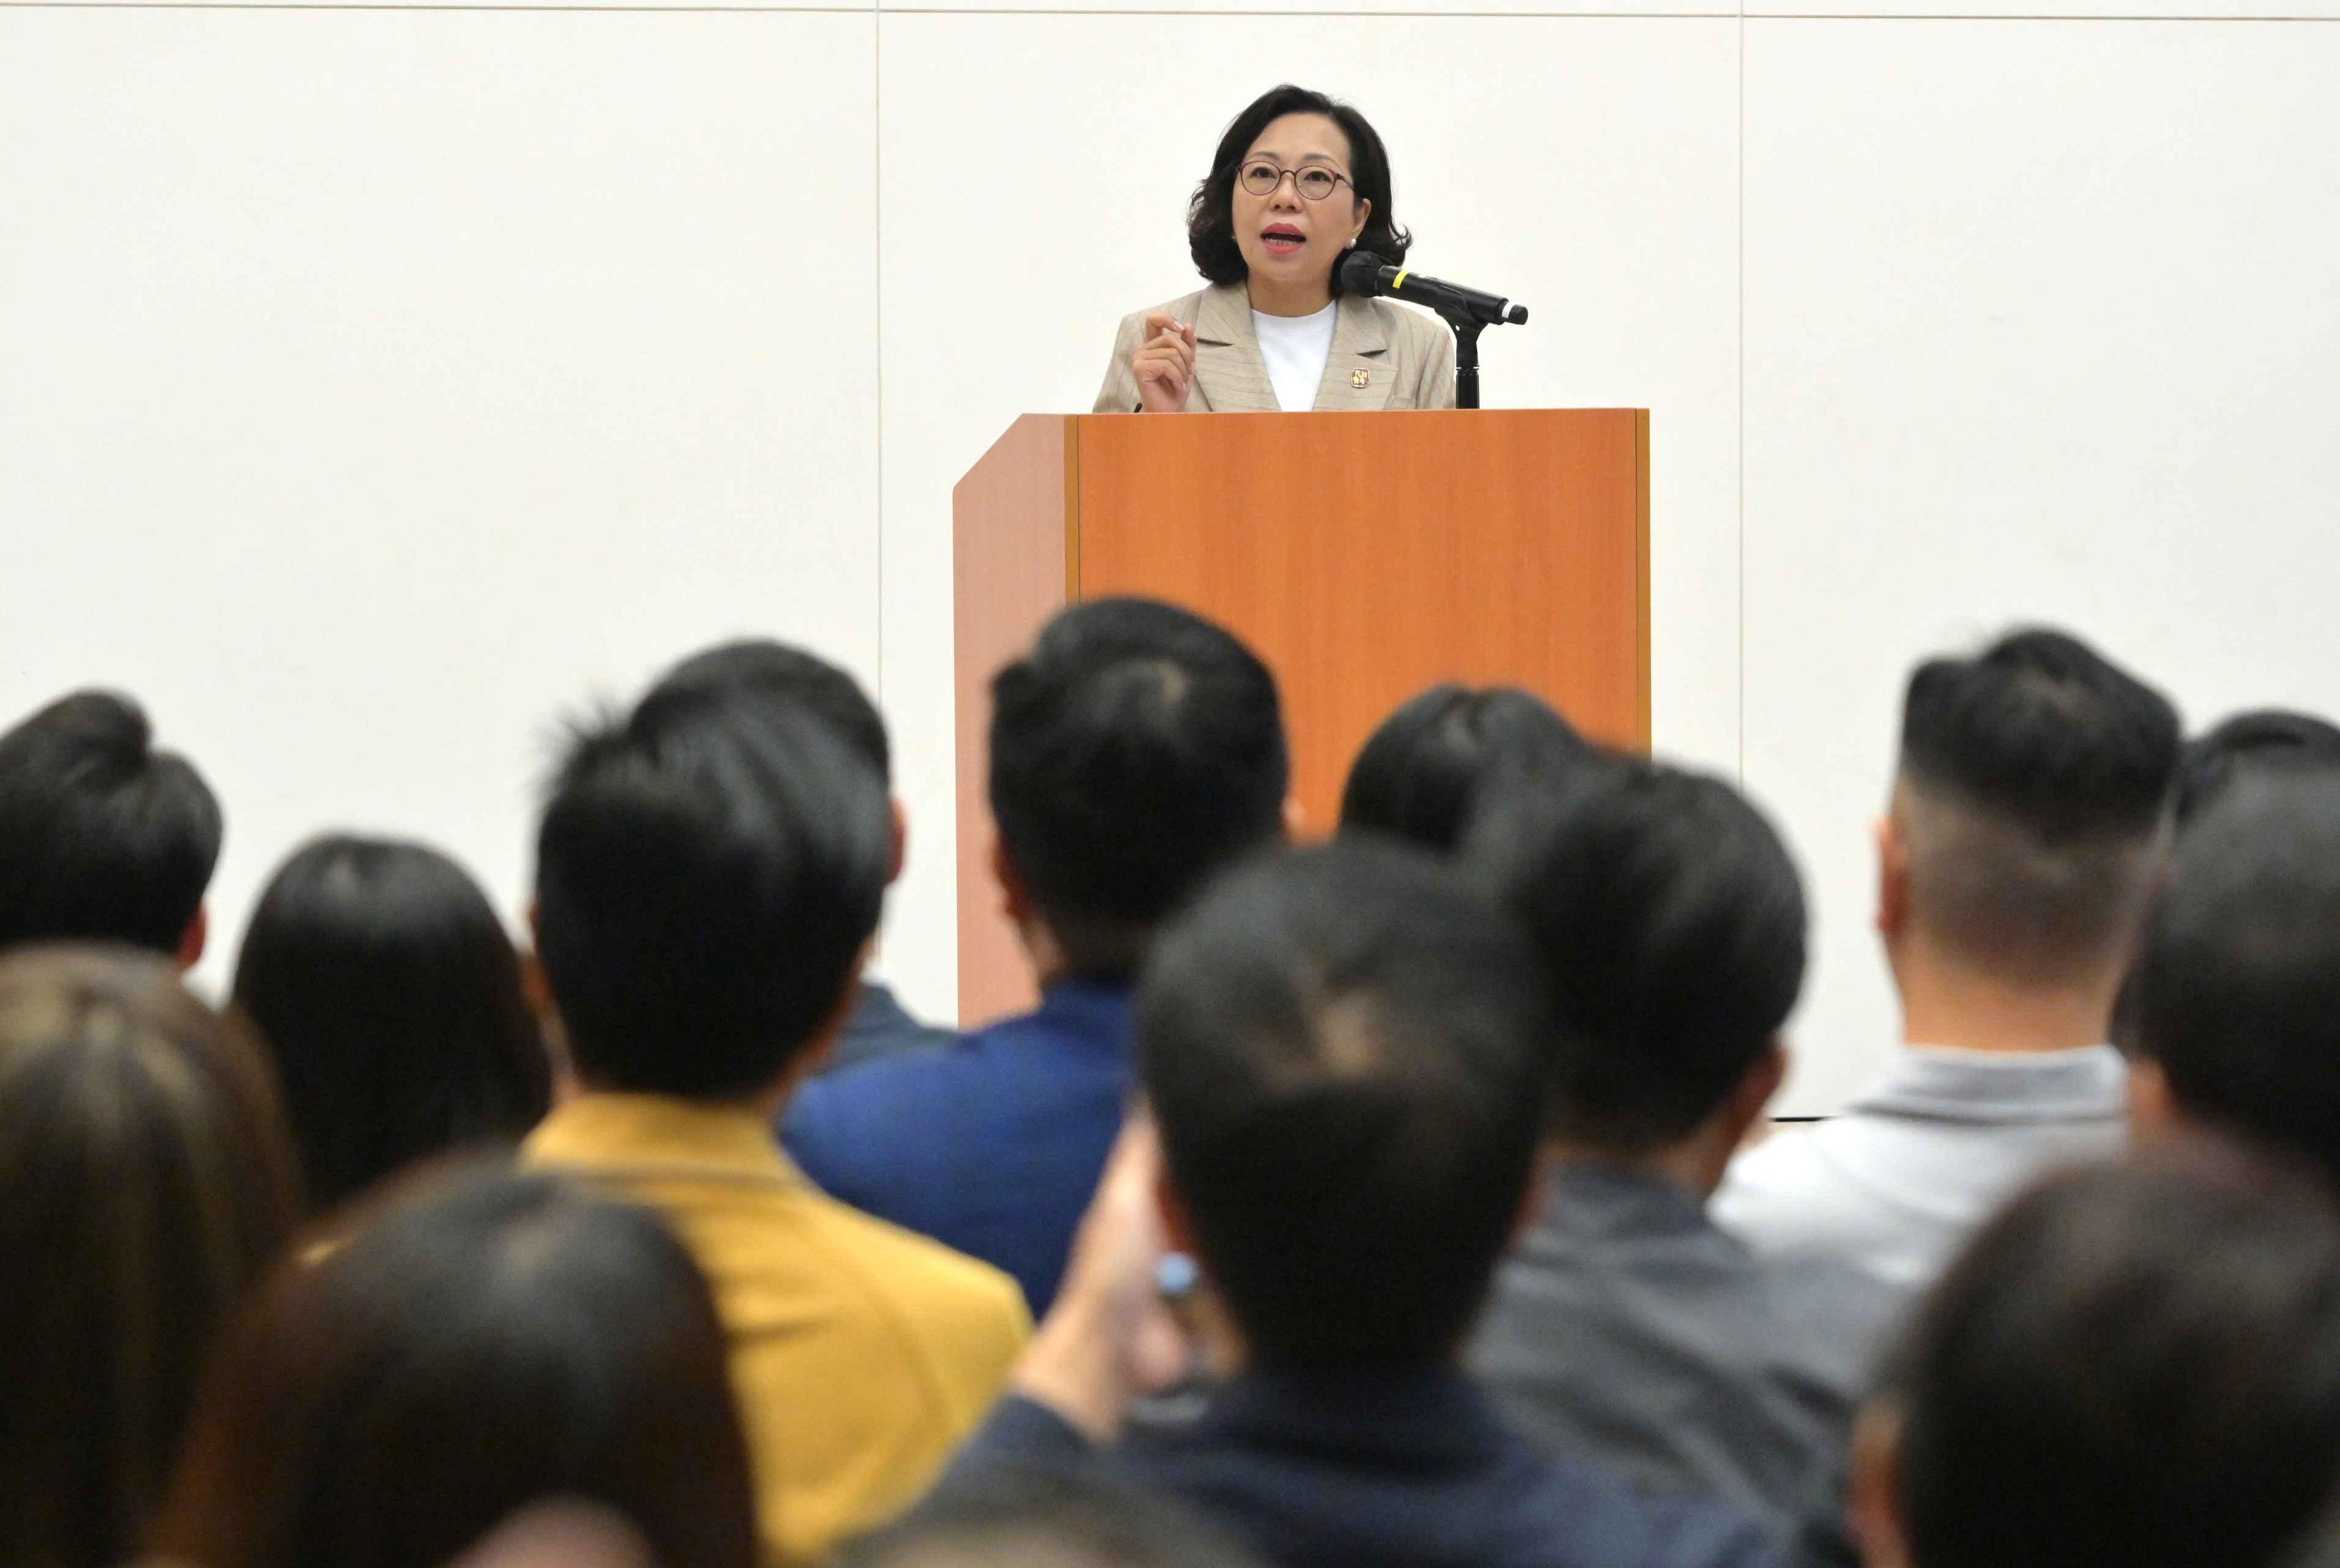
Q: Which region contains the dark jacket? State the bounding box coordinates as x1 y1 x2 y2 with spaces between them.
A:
942 1369 1785 1568
1470 1162 1894 1531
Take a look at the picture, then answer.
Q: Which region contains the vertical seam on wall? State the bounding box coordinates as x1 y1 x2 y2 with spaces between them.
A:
872 0 885 697
1736 0 1748 784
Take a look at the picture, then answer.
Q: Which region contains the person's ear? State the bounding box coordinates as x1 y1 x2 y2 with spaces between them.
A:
1686 1039 1790 1194
1350 196 1373 247
992 836 1035 926
173 903 209 973
887 797 909 887
1727 1039 1790 1142
1849 1405 1913 1568
1512 1146 1557 1246
521 897 581 1102
1155 1162 1199 1259
1876 811 1911 941
2128 1057 2184 1140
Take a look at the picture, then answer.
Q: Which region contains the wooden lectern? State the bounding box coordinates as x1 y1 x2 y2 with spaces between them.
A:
953 409 1650 1026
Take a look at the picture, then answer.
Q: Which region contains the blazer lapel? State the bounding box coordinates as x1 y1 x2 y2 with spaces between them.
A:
1311 294 1398 411
1190 283 1277 413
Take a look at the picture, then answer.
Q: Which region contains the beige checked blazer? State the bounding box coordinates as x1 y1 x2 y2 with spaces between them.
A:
1094 281 1457 414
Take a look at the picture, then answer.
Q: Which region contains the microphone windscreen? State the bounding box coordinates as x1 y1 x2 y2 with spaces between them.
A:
1338 250 1388 297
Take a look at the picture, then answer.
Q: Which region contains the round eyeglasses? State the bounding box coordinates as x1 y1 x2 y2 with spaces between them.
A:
1238 160 1353 203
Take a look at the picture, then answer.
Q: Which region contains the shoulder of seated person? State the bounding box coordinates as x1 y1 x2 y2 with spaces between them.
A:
809 1186 1021 1302
869 1222 1032 1347
1375 297 1453 350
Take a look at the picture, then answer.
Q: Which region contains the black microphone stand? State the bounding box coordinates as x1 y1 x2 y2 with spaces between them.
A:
1445 315 1489 411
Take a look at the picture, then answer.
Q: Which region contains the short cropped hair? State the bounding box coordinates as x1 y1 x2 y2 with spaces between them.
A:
647 640 890 785
535 693 889 1099
2175 708 2340 824
2130 770 2340 1184
232 835 553 1209
1470 757 1806 1151
150 1167 756 1568
1895 628 2180 981
1138 843 1546 1370
1187 84 1411 291
0 691 222 954
1339 685 1591 856
1887 1145 2340 1568
989 599 1286 977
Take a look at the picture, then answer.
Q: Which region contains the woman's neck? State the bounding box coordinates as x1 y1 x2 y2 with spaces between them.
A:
1247 276 1332 318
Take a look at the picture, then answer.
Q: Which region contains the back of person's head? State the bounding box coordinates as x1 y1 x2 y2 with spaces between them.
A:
231 836 553 1210
1891 628 2179 984
0 690 222 957
2175 708 2340 824
1138 842 1546 1371
2129 770 2340 1184
989 598 1287 978
2277 1501 2340 1568
150 1167 757 1568
646 639 890 784
1469 756 1806 1154
534 688 889 1100
1871 1143 2340 1568
0 945 300 1568
1338 684 1592 855
848 1469 1267 1568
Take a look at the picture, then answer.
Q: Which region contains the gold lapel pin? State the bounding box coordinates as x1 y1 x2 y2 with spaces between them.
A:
1351 368 1371 390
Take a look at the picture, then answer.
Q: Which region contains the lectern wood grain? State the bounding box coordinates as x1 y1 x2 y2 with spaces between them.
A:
952 415 1075 1031
953 408 1649 1027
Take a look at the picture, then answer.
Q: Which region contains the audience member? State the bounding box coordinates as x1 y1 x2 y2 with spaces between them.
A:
0 690 221 964
231 834 553 1209
1337 683 1590 854
786 598 1289 1315
849 1468 1268 1568
1465 759 1896 1529
0 945 300 1568
1715 628 2178 1301
522 689 1027 1563
148 1167 759 1568
2174 707 2340 822
2126 769 2340 1185
1850 1145 2340 1568
945 844 1782 1568
2109 707 2340 1050
644 639 955 1074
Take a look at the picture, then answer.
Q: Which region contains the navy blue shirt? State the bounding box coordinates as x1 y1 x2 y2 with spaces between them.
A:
819 979 959 1077
781 978 1134 1317
942 1370 1786 1568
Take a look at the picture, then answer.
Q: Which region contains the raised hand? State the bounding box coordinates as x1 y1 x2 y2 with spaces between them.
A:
1132 313 1199 413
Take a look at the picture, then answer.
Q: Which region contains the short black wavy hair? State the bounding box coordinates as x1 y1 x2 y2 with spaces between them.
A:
1188 84 1411 293
0 689 222 954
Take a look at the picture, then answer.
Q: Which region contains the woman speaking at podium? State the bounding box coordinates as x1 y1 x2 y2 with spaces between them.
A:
1094 85 1455 415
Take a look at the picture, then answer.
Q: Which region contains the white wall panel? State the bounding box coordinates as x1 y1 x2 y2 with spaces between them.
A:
889 0 1726 20
0 9 881 995
1744 19 2340 1113
1750 0 2339 26
875 14 1741 1024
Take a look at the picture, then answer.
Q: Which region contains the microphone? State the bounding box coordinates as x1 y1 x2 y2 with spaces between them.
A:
1339 251 1528 327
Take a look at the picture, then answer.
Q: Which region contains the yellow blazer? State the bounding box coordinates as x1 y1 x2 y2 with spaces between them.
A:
523 1094 1029 1567
1094 280 1457 414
